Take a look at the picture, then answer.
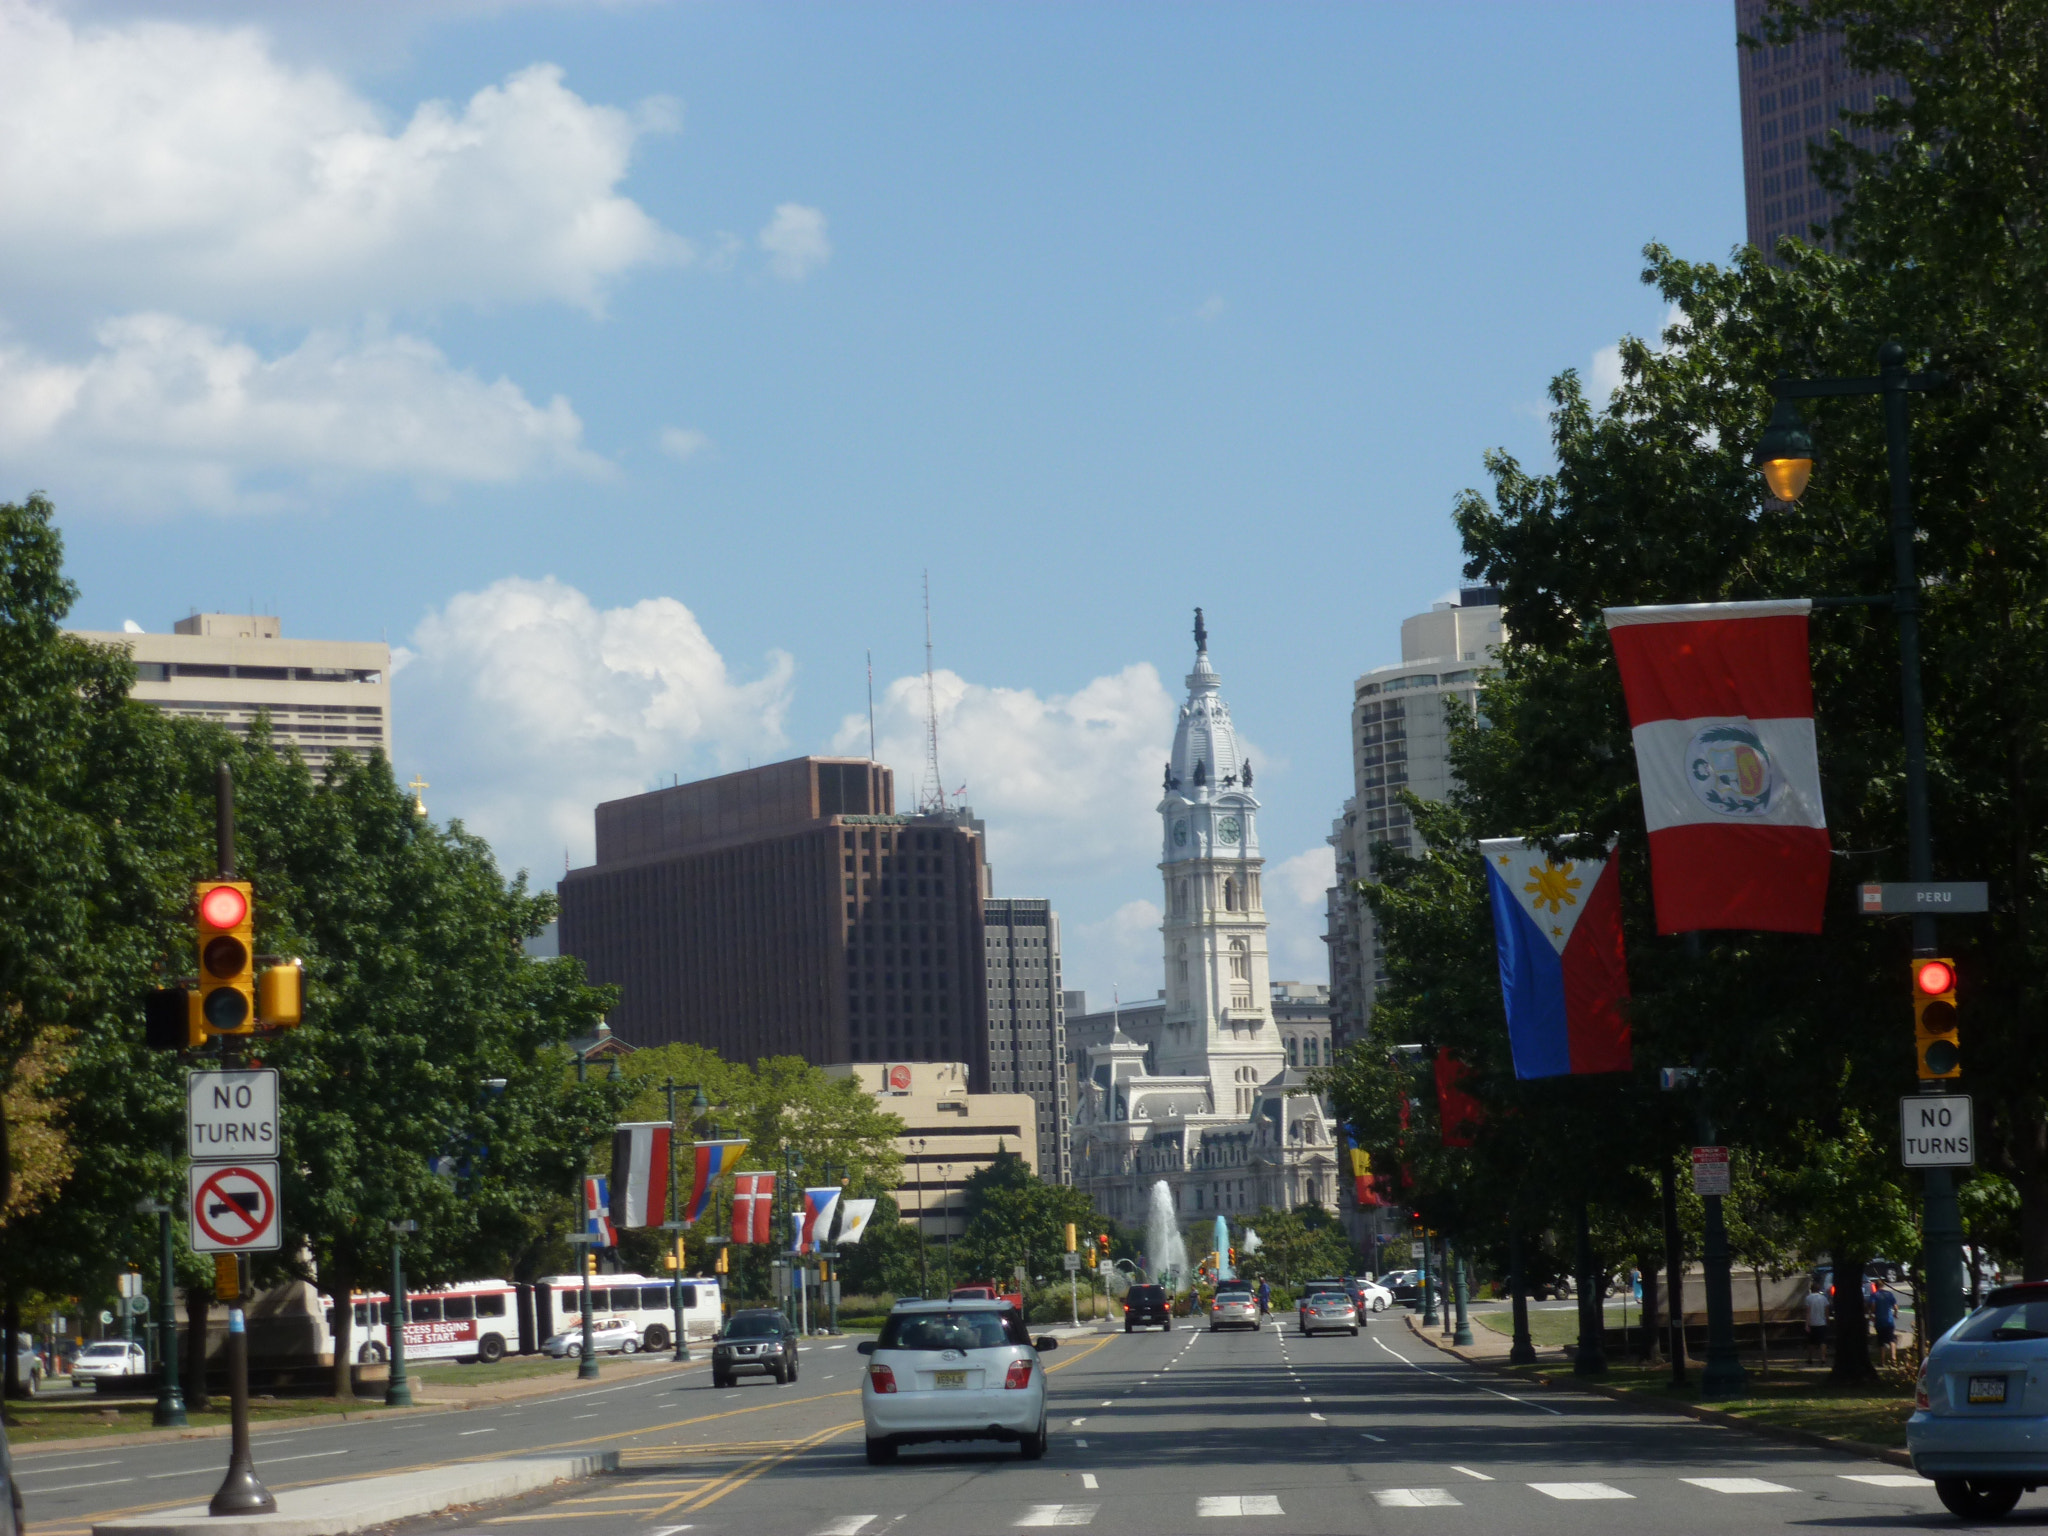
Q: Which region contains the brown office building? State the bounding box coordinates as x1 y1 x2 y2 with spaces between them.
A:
557 757 992 1087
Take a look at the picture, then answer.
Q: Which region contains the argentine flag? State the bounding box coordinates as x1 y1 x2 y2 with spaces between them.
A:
1480 838 1633 1079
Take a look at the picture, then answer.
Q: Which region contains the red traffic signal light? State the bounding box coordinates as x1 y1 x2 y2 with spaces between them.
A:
1097 1233 1110 1250
199 884 248 929
1915 959 1955 997
195 880 256 1034
1912 957 1960 1079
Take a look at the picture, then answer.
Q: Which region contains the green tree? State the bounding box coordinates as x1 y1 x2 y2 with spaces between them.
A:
954 1151 1096 1288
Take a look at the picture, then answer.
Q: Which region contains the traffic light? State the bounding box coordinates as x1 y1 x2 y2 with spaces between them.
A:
1065 1223 1077 1253
144 986 204 1050
1229 1247 1237 1266
195 880 256 1035
1913 957 1960 1079
1097 1232 1110 1252
258 958 303 1027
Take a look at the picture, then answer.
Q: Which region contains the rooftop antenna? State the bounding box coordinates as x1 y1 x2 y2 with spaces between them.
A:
917 571 946 815
867 649 877 761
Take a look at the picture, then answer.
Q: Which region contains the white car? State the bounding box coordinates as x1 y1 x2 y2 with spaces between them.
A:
859 1299 1057 1464
1354 1279 1393 1312
70 1340 148 1382
541 1317 641 1358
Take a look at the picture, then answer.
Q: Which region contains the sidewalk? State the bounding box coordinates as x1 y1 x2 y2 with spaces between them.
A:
92 1453 617 1536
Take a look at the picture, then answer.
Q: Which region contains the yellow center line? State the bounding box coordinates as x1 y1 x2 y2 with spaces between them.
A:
653 1419 861 1517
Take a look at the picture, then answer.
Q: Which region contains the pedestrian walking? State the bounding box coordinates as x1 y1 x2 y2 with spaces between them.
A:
1257 1279 1271 1317
1872 1281 1900 1363
1805 1278 1830 1365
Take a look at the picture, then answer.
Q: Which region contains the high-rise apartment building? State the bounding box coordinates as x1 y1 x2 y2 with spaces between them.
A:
1736 0 1905 256
983 898 1070 1185
1324 588 1504 1052
69 613 391 772
558 757 992 1084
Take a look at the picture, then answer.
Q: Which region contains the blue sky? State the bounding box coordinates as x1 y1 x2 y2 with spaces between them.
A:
7 0 1744 1003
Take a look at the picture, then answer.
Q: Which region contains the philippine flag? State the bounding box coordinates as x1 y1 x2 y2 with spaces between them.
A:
1480 838 1633 1079
1604 599 1828 933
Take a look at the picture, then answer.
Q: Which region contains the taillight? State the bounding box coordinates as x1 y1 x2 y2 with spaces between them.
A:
1916 1368 1931 1409
1005 1359 1033 1390
869 1364 897 1393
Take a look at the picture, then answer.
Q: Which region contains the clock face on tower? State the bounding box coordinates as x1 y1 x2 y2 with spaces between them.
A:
1172 820 1189 847
1216 815 1243 846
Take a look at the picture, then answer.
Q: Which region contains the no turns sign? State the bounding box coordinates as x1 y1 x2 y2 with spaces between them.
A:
188 1161 281 1252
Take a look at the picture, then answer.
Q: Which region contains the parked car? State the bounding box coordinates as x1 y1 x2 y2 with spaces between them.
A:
859 1299 1057 1463
1123 1283 1173 1331
1210 1289 1260 1332
1908 1281 2048 1518
9 1335 42 1396
1379 1269 1422 1304
69 1339 148 1383
1300 1290 1360 1337
711 1308 800 1386
541 1316 641 1358
1351 1278 1393 1314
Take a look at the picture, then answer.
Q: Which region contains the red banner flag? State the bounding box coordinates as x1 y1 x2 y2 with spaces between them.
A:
1434 1050 1483 1148
1605 600 1829 933
730 1172 776 1245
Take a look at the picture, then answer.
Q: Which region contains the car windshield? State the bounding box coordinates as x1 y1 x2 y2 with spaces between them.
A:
1216 1291 1250 1301
1952 1300 2048 1342
878 1310 1017 1351
722 1315 787 1339
84 1343 130 1356
1313 1295 1350 1308
1128 1286 1163 1302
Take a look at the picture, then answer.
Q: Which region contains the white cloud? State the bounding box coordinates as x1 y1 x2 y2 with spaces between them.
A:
1589 342 1626 403
657 426 713 463
0 313 602 512
1194 293 1226 323
0 5 686 321
397 576 795 878
1063 901 1167 1015
1265 844 1336 985
759 203 832 282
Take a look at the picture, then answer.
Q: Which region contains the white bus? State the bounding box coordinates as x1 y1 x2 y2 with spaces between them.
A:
335 1278 520 1364
528 1274 723 1353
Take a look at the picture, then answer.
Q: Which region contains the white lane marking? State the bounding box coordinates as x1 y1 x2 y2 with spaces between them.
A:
815 1519 877 1536
574 1413 599 1419
148 1469 217 1480
1081 1474 1099 1490
250 1429 320 1443
827 1343 849 1350
1070 1417 1087 1426
16 1459 120 1474
1197 1496 1283 1516
1373 1489 1460 1508
649 1527 695 1536
260 1450 351 1464
1841 1474 1932 1488
19 1478 136 1493
1099 1399 1113 1406
1683 1478 1793 1494
1300 1396 1312 1403
1309 1413 1327 1422
459 1428 497 1436
1479 1385 1562 1416
1530 1483 1634 1500
1016 1504 1098 1526
1450 1466 1493 1481
1360 1432 1387 1442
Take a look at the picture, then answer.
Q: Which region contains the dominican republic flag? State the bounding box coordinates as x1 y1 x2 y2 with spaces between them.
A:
582 1175 616 1248
683 1140 749 1226
836 1197 877 1245
1604 600 1828 933
731 1172 775 1245
799 1187 842 1253
1481 838 1633 1078
609 1123 671 1229
1433 1051 1483 1147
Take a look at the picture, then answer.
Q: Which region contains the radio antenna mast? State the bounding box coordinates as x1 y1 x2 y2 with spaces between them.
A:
866 649 877 761
918 571 946 815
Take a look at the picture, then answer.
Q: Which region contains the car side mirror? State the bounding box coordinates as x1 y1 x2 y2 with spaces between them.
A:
857 1340 876 1355
1034 1336 1058 1352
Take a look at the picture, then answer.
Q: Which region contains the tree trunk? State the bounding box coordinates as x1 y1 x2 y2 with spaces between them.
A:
328 1260 357 1400
1639 1258 1662 1362
1754 1267 1769 1378
184 1286 212 1411
1661 1155 1688 1384
3 1289 20 1397
1830 1247 1875 1384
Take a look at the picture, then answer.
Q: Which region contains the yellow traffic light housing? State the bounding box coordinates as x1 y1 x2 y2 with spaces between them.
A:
258 959 303 1027
1913 957 1960 1079
195 880 256 1035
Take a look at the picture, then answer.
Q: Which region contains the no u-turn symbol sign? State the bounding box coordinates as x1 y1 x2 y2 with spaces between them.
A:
189 1161 281 1252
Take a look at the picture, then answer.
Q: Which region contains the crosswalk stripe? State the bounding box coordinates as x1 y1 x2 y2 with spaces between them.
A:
1017 1504 1099 1527
1683 1477 1793 1494
1449 1466 1492 1481
1530 1482 1634 1500
1372 1489 1461 1508
1840 1474 1931 1488
815 1519 878 1535
1197 1495 1284 1516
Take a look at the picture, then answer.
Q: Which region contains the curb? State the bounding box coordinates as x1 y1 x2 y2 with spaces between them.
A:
92 1452 620 1536
1402 1314 1913 1468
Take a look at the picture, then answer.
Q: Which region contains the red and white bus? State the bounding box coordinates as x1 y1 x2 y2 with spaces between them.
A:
332 1279 520 1364
528 1273 724 1353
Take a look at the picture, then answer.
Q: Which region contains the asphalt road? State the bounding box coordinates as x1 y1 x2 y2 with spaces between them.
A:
388 1315 1963 1536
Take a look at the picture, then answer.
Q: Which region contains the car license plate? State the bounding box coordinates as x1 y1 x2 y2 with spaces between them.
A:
934 1370 967 1389
1969 1375 2007 1404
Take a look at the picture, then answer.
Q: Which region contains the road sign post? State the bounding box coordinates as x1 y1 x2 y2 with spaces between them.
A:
188 1069 279 1161
1902 1094 1975 1168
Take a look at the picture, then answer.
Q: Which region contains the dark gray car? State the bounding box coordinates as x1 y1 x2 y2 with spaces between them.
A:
711 1309 799 1386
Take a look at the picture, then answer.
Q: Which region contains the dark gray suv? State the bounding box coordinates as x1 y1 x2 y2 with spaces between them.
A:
711 1308 800 1386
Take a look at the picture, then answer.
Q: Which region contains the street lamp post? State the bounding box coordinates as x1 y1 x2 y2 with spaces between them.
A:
913 1138 930 1298
1419 1227 1438 1328
385 1220 418 1408
659 1080 709 1364
1452 1246 1473 1347
135 1197 186 1428
1753 341 1966 1343
937 1164 954 1292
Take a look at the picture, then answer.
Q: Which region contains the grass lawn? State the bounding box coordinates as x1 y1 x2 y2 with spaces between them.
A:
1474 1307 1633 1347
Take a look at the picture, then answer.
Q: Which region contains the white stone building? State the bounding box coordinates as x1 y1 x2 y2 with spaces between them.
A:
1071 613 1338 1225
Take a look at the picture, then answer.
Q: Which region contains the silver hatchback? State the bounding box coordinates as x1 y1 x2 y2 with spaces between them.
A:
859 1300 1057 1464
1909 1282 2048 1519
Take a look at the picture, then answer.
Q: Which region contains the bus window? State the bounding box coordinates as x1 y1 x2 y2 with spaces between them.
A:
354 1303 369 1327
556 1288 578 1317
476 1293 506 1318
411 1298 444 1322
640 1285 669 1310
679 1286 697 1309
443 1296 474 1321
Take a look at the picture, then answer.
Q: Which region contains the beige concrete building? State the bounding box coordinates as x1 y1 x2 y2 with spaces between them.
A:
71 613 391 773
829 1060 1038 1241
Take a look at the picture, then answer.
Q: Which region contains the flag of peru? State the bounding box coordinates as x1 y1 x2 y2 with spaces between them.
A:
800 1187 842 1253
730 1172 775 1245
1604 600 1828 933
683 1139 749 1226
582 1175 616 1247
609 1122 671 1229
1480 838 1633 1079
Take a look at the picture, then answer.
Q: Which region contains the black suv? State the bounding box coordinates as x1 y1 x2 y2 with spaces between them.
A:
1123 1283 1173 1332
711 1308 799 1386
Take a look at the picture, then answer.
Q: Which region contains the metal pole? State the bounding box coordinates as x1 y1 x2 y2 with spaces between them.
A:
1661 1154 1688 1385
1508 1228 1536 1365
1573 1200 1606 1376
209 1252 273 1514
1441 1238 1455 1338
915 1140 929 1298
385 1234 413 1407
1879 340 1966 1344
1696 1102 1748 1398
1419 1225 1437 1327
153 1202 186 1427
1453 1249 1473 1346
